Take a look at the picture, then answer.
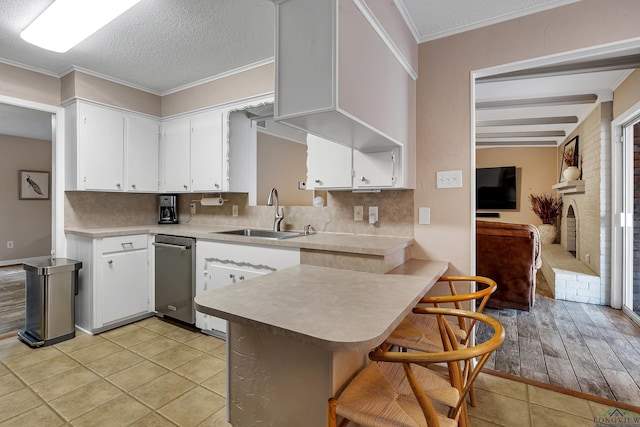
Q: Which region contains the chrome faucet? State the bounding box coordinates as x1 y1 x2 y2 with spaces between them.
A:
267 187 284 231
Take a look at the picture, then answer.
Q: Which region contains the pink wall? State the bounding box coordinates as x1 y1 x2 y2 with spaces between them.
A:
414 0 640 273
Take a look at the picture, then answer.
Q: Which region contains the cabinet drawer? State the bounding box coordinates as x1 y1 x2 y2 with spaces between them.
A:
102 235 148 254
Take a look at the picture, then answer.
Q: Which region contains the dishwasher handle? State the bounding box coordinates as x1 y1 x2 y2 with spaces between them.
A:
152 242 188 251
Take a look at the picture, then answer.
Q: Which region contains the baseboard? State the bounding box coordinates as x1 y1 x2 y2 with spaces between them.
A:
482 368 640 413
0 256 50 267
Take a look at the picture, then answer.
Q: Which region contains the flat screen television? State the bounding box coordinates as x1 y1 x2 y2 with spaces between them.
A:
476 166 517 210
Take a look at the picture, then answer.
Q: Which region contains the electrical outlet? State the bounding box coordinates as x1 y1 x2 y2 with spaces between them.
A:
298 181 307 190
369 206 378 224
7 241 13 249
189 203 196 214
232 205 239 217
354 206 363 221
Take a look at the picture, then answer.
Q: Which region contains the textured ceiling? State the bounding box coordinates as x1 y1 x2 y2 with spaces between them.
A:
0 0 275 94
0 0 584 94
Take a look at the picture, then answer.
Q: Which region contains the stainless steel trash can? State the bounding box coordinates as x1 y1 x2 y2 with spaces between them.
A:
18 258 82 347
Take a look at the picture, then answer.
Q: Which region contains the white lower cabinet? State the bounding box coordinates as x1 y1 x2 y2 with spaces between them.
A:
199 264 264 333
101 248 149 324
195 240 300 336
67 234 152 333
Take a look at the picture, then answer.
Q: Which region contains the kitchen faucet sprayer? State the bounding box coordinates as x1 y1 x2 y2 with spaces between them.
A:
267 187 284 231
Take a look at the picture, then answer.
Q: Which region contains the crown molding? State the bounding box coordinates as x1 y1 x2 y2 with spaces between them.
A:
0 57 60 78
160 58 275 96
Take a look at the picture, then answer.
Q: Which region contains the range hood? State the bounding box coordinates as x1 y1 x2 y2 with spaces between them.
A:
270 0 417 153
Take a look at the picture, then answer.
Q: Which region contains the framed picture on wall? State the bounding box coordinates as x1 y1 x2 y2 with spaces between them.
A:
559 136 580 182
19 170 50 200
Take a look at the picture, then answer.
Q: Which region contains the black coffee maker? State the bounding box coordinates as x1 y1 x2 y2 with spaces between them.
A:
159 195 178 224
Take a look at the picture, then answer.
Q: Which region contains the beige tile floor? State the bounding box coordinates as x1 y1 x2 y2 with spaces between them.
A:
1 317 638 426
0 317 230 426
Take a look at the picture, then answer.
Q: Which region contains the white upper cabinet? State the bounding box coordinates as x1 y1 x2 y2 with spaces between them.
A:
161 105 250 194
162 117 192 192
306 133 404 190
306 134 352 189
126 115 160 192
77 103 124 191
353 148 400 189
190 110 223 192
272 0 417 162
65 101 160 192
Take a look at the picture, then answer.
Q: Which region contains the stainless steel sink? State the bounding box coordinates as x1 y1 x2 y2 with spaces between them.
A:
212 229 304 240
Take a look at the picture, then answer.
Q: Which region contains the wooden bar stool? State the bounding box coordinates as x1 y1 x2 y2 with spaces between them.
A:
328 308 505 427
383 276 497 406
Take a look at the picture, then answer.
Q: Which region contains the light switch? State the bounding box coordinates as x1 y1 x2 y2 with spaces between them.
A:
419 207 430 225
436 170 463 189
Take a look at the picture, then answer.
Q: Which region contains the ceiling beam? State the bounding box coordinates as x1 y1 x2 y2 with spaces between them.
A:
476 55 640 83
476 116 578 127
476 94 597 110
477 130 566 138
476 140 558 147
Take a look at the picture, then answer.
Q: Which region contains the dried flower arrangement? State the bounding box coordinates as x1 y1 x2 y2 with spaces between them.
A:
563 146 579 167
529 193 562 224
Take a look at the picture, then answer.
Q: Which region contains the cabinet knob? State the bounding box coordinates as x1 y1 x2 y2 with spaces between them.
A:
183 184 188 190
214 183 219 189
131 184 136 189
315 179 321 184
239 276 245 280
108 260 113 265
229 274 235 279
116 183 121 188
360 176 366 182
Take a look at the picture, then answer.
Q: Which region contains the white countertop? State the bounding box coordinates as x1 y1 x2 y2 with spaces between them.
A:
194 262 448 352
65 224 413 257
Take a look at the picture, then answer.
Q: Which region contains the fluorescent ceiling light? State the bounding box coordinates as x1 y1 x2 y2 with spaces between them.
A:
20 0 142 53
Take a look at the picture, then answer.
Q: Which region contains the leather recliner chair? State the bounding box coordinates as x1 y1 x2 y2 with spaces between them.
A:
476 220 541 311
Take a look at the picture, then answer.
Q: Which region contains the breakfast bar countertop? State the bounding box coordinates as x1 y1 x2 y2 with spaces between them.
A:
194 262 448 352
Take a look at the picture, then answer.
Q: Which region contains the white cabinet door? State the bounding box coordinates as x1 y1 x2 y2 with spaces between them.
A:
126 115 159 192
79 103 125 191
306 134 352 189
197 264 263 333
191 110 224 192
162 117 191 192
353 149 398 188
101 249 149 325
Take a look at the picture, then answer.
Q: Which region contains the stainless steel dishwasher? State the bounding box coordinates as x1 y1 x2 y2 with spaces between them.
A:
153 235 195 324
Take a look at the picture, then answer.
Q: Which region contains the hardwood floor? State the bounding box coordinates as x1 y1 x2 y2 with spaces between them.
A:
0 265 25 336
478 272 640 408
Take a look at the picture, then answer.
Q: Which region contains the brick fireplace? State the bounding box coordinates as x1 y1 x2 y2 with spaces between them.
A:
540 102 612 306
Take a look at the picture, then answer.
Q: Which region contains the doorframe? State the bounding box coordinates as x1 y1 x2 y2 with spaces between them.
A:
470 38 640 304
611 100 640 315
0 95 66 259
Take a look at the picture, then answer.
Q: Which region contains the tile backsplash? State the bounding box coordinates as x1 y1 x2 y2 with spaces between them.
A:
65 190 414 237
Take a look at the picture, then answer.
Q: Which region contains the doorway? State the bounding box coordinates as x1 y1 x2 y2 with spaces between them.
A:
0 96 64 336
472 41 640 407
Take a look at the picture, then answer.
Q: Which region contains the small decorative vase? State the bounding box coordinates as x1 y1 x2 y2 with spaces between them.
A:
562 166 581 182
538 223 556 245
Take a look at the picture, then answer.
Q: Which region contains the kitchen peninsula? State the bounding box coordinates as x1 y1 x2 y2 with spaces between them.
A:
195 262 448 426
